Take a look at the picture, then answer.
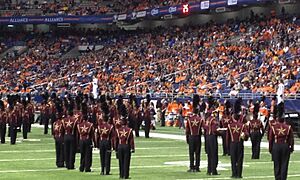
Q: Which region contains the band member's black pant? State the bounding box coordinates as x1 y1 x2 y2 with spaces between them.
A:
272 143 290 180
128 118 134 129
161 111 166 127
17 117 22 129
221 131 229 155
91 114 96 125
230 141 244 178
50 115 56 135
79 139 92 172
99 140 111 174
39 114 44 125
64 134 76 169
134 120 141 137
55 137 65 167
29 115 34 132
22 122 29 139
188 135 201 170
9 125 17 145
204 134 207 154
207 134 218 174
7 125 10 137
43 116 49 134
0 123 6 143
144 120 150 138
250 131 262 159
118 144 131 179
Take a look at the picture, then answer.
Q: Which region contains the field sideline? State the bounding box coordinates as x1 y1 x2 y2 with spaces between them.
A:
0 126 299 180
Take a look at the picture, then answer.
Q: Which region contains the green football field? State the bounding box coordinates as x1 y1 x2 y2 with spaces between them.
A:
0 126 299 180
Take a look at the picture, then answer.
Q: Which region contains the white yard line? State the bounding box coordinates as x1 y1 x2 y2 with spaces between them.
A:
0 158 56 162
1 152 299 165
0 155 188 162
137 140 181 143
136 147 182 150
29 125 300 150
0 147 183 154
176 174 300 180
0 169 65 173
1 165 300 175
0 165 185 173
0 150 54 153
141 132 300 151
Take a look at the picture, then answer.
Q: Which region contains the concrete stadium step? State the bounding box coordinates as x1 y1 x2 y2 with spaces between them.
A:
0 45 27 59
61 46 81 59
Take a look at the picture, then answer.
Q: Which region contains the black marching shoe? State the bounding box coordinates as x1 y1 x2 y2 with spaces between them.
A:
212 172 220 175
194 168 201 172
187 169 194 172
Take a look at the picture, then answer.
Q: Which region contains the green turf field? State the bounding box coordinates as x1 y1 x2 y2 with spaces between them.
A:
0 126 299 180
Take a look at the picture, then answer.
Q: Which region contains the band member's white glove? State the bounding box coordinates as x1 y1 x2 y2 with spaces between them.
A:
240 132 245 140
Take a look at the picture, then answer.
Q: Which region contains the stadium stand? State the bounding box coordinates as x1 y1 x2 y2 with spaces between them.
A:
0 13 299 99
0 2 300 180
0 1 299 115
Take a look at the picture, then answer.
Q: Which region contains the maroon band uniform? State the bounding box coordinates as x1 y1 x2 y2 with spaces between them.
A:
62 115 78 169
220 114 232 156
269 121 294 180
204 115 219 175
114 116 122 130
15 102 23 128
143 107 151 138
97 121 114 175
267 118 278 141
267 118 278 161
185 113 203 172
53 118 65 168
26 102 34 132
22 110 30 139
42 103 50 134
49 101 57 134
249 118 264 159
227 119 249 178
115 124 135 179
77 120 94 172
9 109 18 145
134 107 142 137
0 110 7 144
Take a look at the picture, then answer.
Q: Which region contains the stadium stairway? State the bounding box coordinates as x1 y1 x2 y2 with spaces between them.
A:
0 45 27 59
61 46 81 60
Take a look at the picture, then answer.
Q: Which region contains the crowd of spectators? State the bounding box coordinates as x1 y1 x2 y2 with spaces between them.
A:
0 30 32 55
0 13 299 97
0 0 197 17
0 42 7 54
0 30 87 92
